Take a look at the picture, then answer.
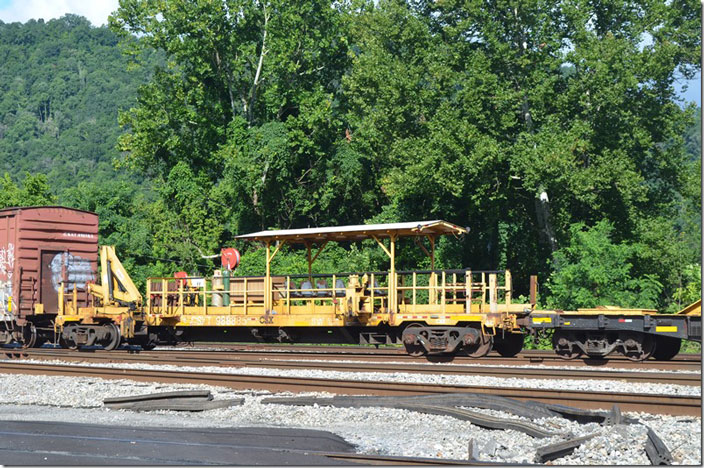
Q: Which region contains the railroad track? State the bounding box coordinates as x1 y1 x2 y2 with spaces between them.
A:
161 344 703 371
4 348 701 386
5 343 701 371
0 360 699 416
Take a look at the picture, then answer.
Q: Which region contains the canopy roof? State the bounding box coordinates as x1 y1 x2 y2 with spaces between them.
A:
234 220 467 243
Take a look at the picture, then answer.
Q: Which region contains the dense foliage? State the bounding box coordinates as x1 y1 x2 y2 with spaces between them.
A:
0 15 162 192
0 1 700 312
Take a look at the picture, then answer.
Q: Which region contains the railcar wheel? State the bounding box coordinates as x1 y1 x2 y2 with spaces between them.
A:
464 334 493 358
20 325 37 349
622 333 655 361
652 336 681 361
553 331 582 360
403 324 427 357
492 333 524 357
404 342 426 357
103 323 121 351
59 325 79 349
59 336 78 350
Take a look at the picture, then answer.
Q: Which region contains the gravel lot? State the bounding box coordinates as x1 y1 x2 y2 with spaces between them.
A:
0 373 700 465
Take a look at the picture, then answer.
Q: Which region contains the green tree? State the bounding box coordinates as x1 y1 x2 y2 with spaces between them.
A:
0 172 57 208
340 0 700 305
107 0 700 311
0 15 159 193
545 220 663 309
110 0 354 257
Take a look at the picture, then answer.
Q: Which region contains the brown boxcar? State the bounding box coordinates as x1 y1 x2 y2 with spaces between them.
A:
0 206 98 327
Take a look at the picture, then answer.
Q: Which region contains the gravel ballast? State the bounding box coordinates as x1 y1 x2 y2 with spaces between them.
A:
13 358 701 396
0 373 699 465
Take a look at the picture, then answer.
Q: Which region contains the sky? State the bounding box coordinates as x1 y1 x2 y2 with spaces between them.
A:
0 0 119 27
0 0 700 106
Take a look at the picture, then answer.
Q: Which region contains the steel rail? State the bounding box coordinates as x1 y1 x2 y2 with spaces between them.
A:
4 344 700 370
157 345 703 371
5 349 701 386
193 343 702 361
5 345 701 371
212 344 701 357
0 361 699 416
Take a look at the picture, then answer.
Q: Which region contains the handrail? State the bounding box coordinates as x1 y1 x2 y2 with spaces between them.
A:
145 269 508 280
145 267 513 315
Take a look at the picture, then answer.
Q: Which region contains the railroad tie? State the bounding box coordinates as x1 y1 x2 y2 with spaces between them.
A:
534 433 599 463
603 405 622 426
104 390 243 412
467 438 480 461
540 403 638 425
261 393 560 421
261 395 560 438
644 427 673 465
394 404 559 439
104 390 214 404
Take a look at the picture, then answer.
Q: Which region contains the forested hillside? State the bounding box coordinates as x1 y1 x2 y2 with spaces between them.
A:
0 1 700 313
0 14 160 190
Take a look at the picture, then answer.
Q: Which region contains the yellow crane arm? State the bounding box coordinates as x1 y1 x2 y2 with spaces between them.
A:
95 245 142 307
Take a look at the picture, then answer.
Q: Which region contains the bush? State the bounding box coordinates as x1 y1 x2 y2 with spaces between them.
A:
545 220 662 310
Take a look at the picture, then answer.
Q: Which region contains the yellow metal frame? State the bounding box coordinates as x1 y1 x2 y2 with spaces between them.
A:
54 245 142 339
144 267 524 331
141 220 528 332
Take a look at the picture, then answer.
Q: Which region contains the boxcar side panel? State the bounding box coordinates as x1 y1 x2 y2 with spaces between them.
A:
0 207 99 322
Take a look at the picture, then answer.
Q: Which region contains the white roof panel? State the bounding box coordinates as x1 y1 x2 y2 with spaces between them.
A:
234 220 467 243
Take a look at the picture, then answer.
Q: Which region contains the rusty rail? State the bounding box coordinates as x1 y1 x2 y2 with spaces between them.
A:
5 348 701 386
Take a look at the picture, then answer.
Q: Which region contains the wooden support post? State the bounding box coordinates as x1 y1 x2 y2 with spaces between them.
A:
202 280 206 315
429 235 436 305
452 273 457 304
265 241 271 312
146 280 151 314
58 282 64 316
390 234 396 314
310 241 328 266
441 270 446 313
505 270 512 305
489 273 497 314
286 275 291 314
429 235 435 270
371 234 395 315
412 272 417 313
465 270 471 314
161 279 166 315
530 275 538 306
370 273 374 312
178 277 184 316
264 240 284 312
